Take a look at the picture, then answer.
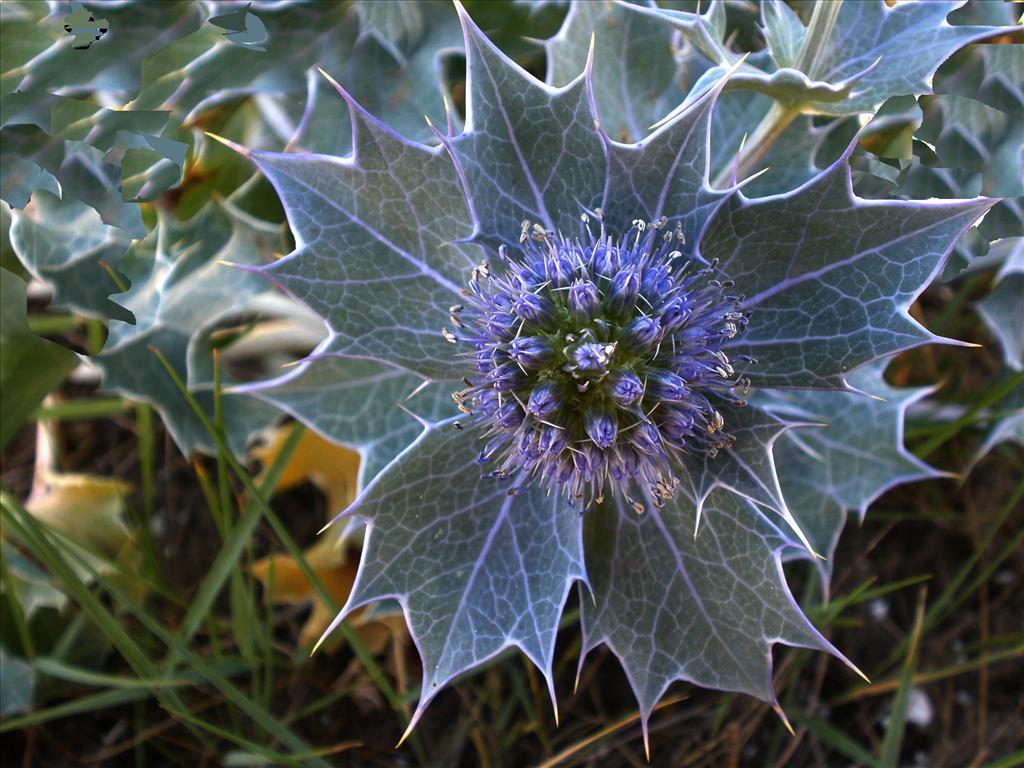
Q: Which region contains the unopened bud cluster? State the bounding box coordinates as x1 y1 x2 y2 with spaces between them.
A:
448 213 749 509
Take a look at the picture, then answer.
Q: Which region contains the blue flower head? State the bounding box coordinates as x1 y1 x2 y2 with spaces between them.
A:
457 214 747 507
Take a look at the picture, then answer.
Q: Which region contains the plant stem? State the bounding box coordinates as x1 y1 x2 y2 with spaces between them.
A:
794 0 843 80
712 1 843 190
712 102 799 189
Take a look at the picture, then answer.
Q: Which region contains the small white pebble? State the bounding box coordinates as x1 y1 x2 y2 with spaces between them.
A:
906 688 934 727
868 597 889 621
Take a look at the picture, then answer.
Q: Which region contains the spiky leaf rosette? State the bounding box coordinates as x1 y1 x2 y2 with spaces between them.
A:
241 2 994 740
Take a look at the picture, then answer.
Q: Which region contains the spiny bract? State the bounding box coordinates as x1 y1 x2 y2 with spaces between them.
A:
240 0 998 747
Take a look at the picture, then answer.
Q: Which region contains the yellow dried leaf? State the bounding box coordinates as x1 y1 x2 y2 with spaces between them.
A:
251 427 361 517
26 472 133 558
252 538 359 647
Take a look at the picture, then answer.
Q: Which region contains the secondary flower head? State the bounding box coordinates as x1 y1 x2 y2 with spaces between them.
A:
453 212 748 507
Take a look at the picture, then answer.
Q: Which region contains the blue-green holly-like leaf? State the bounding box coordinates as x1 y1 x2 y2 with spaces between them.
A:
679 399 820 555
130 2 355 121
449 1 606 245
9 190 132 322
0 158 59 210
813 0 1010 116
601 73 731 247
354 0 426 61
619 1 731 70
92 200 281 456
933 44 1024 116
241 357 457 492
702 148 995 389
764 358 943 511
761 0 805 71
0 648 36 717
450 1 732 256
918 93 1023 198
269 1 461 156
971 392 1024 470
579 487 853 746
326 420 586 730
545 0 682 144
0 268 77 449
43 99 189 203
759 358 946 583
977 237 1024 371
251 94 482 381
3 1 203 100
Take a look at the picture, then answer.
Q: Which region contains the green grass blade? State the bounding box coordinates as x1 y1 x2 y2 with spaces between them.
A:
149 349 405 707
134 401 164 588
0 688 150 732
879 588 927 767
0 494 206 748
980 749 1024 768
0 543 36 658
788 710 881 768
149 345 430 763
913 371 1024 458
6 492 329 766
30 397 128 421
160 422 305 672
31 656 248 690
872 478 1024 676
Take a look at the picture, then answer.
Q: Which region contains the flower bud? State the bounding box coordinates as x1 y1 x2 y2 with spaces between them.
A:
489 361 526 392
609 445 642 480
545 250 576 287
641 264 672 296
570 341 613 376
568 279 600 323
584 405 617 449
659 296 690 332
572 445 596 479
630 421 662 454
607 267 641 316
527 382 561 418
496 400 524 428
508 335 553 368
582 443 606 478
620 316 661 351
474 389 499 414
648 370 690 401
553 454 574 484
476 346 510 374
517 430 543 461
484 312 516 341
608 371 644 406
591 244 621 277
538 425 567 454
513 292 554 326
659 405 697 442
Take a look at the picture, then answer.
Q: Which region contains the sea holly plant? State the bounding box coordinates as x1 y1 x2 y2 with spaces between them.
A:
216 0 1008 745
205 0 1011 744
